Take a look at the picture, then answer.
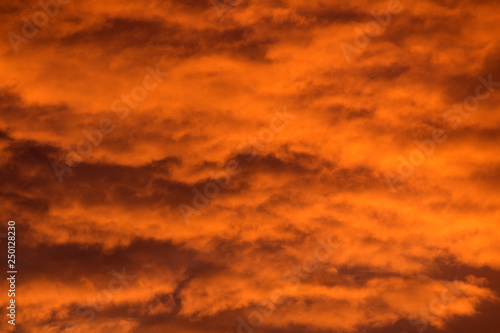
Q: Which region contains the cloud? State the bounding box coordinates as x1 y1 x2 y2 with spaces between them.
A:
0 0 499 332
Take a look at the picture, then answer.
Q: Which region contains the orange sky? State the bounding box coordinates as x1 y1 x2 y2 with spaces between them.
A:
1 0 500 332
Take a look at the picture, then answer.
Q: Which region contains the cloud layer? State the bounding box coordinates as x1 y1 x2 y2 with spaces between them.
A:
0 0 500 332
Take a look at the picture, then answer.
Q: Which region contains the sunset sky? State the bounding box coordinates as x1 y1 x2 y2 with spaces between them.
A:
1 0 500 332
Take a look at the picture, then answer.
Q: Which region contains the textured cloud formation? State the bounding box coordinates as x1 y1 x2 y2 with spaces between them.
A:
0 0 500 332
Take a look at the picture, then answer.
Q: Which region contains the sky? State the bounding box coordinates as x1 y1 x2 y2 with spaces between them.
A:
0 0 500 332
